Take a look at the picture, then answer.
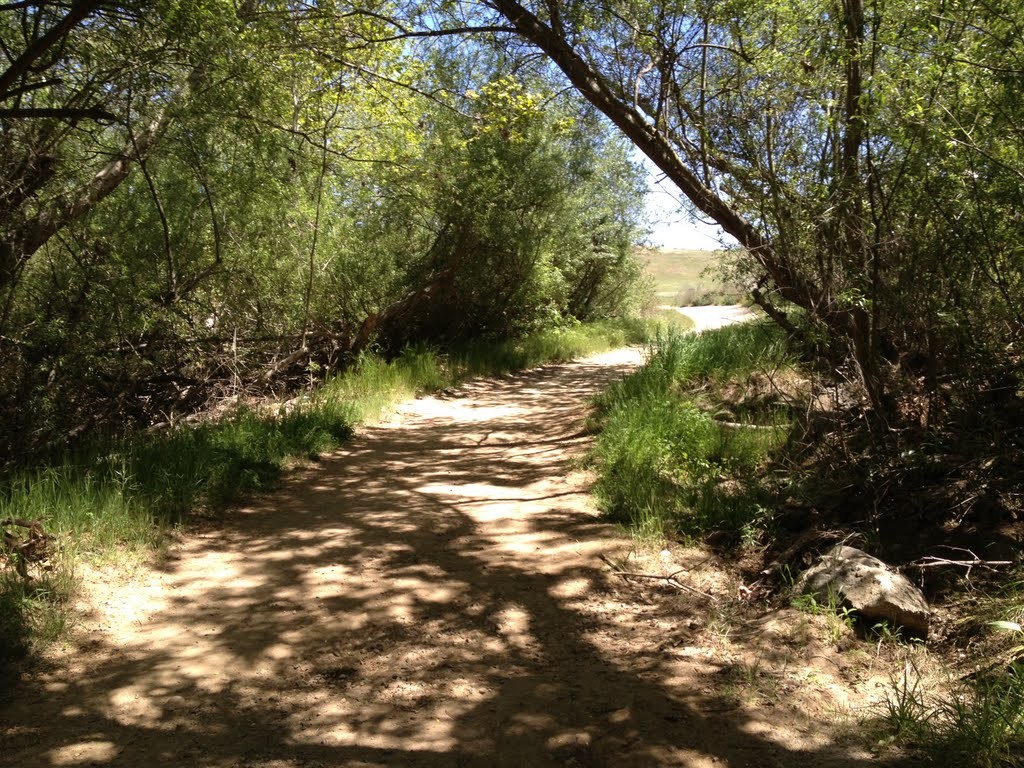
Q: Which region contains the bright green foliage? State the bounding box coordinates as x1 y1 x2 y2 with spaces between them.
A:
589 323 792 541
0 5 648 460
367 75 647 345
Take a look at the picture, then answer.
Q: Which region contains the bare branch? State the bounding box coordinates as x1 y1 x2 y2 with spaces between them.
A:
0 77 61 100
336 58 471 119
909 557 1012 569
908 548 1013 576
0 105 115 120
0 0 102 101
353 25 518 44
599 554 719 602
1 68 200 291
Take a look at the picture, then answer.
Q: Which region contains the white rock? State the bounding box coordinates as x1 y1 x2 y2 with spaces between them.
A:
797 545 931 638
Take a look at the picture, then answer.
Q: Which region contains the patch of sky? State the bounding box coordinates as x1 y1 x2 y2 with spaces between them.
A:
640 154 739 251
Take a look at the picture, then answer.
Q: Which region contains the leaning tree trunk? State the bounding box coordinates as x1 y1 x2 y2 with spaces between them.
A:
487 0 890 413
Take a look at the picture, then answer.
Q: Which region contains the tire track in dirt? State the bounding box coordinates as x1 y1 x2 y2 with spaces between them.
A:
1 339 888 767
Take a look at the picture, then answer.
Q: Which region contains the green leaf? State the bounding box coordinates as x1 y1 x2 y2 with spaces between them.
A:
989 621 1023 633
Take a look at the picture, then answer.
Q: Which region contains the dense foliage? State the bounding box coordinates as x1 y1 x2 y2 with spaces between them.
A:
474 0 1023 421
3 0 1022 494
0 1 647 461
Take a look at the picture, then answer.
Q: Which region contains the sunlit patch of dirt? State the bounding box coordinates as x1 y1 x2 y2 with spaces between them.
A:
657 304 757 331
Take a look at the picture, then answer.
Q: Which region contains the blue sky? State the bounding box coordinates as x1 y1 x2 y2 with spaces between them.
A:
641 156 738 251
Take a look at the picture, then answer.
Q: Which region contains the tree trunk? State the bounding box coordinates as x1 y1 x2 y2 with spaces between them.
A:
488 0 889 411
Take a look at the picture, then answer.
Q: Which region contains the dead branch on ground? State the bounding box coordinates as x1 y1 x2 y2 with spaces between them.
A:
599 553 719 602
907 547 1013 576
1 518 54 580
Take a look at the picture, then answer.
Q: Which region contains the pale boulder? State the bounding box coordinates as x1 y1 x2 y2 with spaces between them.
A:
797 545 931 638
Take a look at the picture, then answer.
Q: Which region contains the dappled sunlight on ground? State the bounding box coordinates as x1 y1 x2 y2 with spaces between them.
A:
1 345 900 767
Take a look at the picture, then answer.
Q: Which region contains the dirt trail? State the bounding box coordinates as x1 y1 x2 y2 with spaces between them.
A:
659 304 758 332
1 332 890 767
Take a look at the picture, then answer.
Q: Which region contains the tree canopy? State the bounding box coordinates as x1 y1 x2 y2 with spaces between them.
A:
0 0 647 458
472 0 1023 417
1 0 1021 456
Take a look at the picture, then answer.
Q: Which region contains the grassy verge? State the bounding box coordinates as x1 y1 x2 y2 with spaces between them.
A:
643 308 697 333
871 582 1024 766
587 321 795 543
638 247 745 306
0 319 651 661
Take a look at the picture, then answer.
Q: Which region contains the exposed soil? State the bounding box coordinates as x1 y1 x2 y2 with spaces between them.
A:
0 309 914 767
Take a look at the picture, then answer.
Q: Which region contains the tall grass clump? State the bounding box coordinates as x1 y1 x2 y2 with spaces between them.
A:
655 320 789 381
933 671 1024 767
318 347 443 423
589 321 793 542
590 397 719 538
879 659 1024 767
123 404 357 519
452 318 652 376
0 467 149 660
876 593 1024 766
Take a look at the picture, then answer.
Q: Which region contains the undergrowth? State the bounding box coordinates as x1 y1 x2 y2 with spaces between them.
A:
871 579 1024 766
0 318 650 661
588 321 795 542
877 652 1024 766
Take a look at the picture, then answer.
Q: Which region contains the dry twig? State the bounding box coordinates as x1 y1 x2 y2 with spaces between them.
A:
599 553 719 602
907 547 1013 578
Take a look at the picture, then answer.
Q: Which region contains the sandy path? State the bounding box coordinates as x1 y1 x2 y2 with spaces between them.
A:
658 304 758 332
0 341 884 767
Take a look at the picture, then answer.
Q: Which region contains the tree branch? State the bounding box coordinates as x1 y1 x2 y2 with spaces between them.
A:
0 105 116 121
486 1 825 311
0 0 103 101
354 25 517 44
1 68 199 291
0 78 62 101
486 0 890 409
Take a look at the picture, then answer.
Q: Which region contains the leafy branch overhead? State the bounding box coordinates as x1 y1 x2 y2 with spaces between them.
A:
0 0 649 458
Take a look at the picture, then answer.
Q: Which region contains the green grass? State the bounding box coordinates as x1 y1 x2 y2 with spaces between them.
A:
588 321 794 542
876 656 1024 767
450 318 652 376
791 588 859 645
873 585 1024 766
644 308 697 333
0 319 650 661
639 247 746 306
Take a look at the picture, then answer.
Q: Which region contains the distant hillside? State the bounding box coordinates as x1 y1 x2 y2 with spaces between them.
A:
637 247 745 306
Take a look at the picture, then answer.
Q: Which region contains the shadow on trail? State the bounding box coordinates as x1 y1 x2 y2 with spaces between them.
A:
1 355 916 767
